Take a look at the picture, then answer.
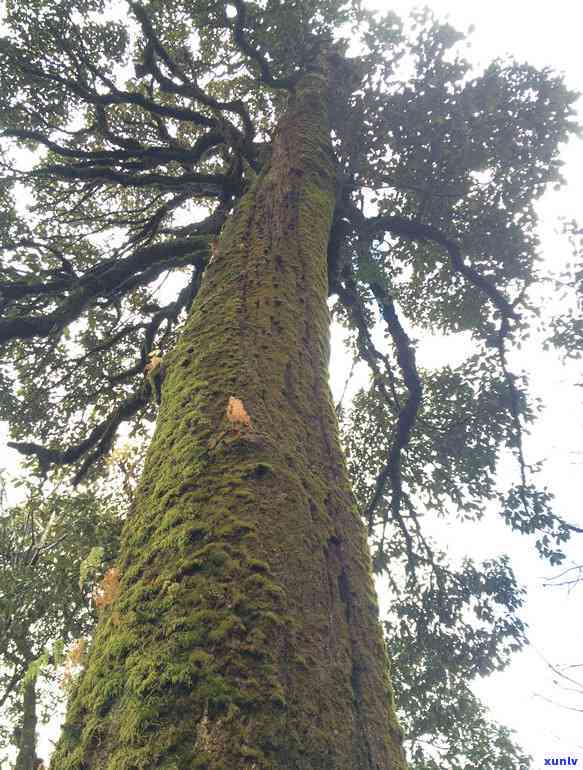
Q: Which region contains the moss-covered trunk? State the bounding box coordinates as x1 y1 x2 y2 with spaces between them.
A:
14 676 38 770
51 62 407 770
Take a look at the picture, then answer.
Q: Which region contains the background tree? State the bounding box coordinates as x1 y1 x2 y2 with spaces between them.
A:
0 474 122 769
529 554 583 722
549 222 583 363
342 392 532 769
0 1 581 768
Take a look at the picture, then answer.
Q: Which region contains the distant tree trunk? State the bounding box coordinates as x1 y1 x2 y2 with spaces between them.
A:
14 676 37 770
51 60 407 770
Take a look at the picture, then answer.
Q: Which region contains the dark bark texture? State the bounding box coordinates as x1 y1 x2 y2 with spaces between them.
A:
49 63 407 770
14 677 38 770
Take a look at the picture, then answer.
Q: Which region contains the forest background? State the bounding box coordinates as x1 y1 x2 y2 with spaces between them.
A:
346 0 583 764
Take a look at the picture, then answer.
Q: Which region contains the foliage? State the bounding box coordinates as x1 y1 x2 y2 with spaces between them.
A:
548 221 583 361
343 388 536 767
78 546 105 591
0 476 122 763
384 556 529 769
0 0 581 767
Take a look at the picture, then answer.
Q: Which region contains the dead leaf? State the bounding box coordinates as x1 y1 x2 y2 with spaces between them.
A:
226 396 252 428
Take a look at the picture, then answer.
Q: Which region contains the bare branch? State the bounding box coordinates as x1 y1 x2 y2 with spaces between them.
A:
9 389 148 483
0 236 209 344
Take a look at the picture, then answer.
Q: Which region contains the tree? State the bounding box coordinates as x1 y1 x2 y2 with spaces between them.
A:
549 222 583 361
0 1 580 768
0 475 122 769
342 393 532 770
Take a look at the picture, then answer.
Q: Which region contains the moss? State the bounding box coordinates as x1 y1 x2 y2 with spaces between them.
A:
245 461 275 478
50 59 407 770
208 616 245 642
215 517 256 538
191 755 212 770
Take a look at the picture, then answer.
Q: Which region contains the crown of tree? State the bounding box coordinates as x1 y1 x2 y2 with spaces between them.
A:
0 1 581 768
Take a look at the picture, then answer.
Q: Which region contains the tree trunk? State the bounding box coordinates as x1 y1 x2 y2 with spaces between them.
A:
50 61 407 770
14 676 38 770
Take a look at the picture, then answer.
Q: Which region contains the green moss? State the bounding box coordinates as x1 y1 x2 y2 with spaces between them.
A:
245 461 275 478
208 615 245 642
247 558 271 573
50 59 407 770
215 517 256 538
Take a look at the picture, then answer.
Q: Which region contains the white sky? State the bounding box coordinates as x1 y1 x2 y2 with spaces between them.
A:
330 0 583 766
2 1 583 767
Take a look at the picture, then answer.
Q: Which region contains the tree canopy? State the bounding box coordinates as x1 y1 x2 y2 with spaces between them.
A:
0 0 581 768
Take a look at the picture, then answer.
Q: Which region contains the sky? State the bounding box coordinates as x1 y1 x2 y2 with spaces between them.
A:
335 0 583 766
2 0 583 767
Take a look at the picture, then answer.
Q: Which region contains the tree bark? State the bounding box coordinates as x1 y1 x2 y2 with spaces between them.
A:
14 676 38 770
50 60 407 770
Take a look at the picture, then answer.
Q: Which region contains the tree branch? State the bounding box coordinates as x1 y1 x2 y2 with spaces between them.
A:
8 389 148 484
364 282 423 543
230 0 300 90
367 213 519 321
0 237 208 344
336 274 418 571
4 127 227 169
5 43 219 129
0 667 22 710
131 2 255 143
29 163 229 194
